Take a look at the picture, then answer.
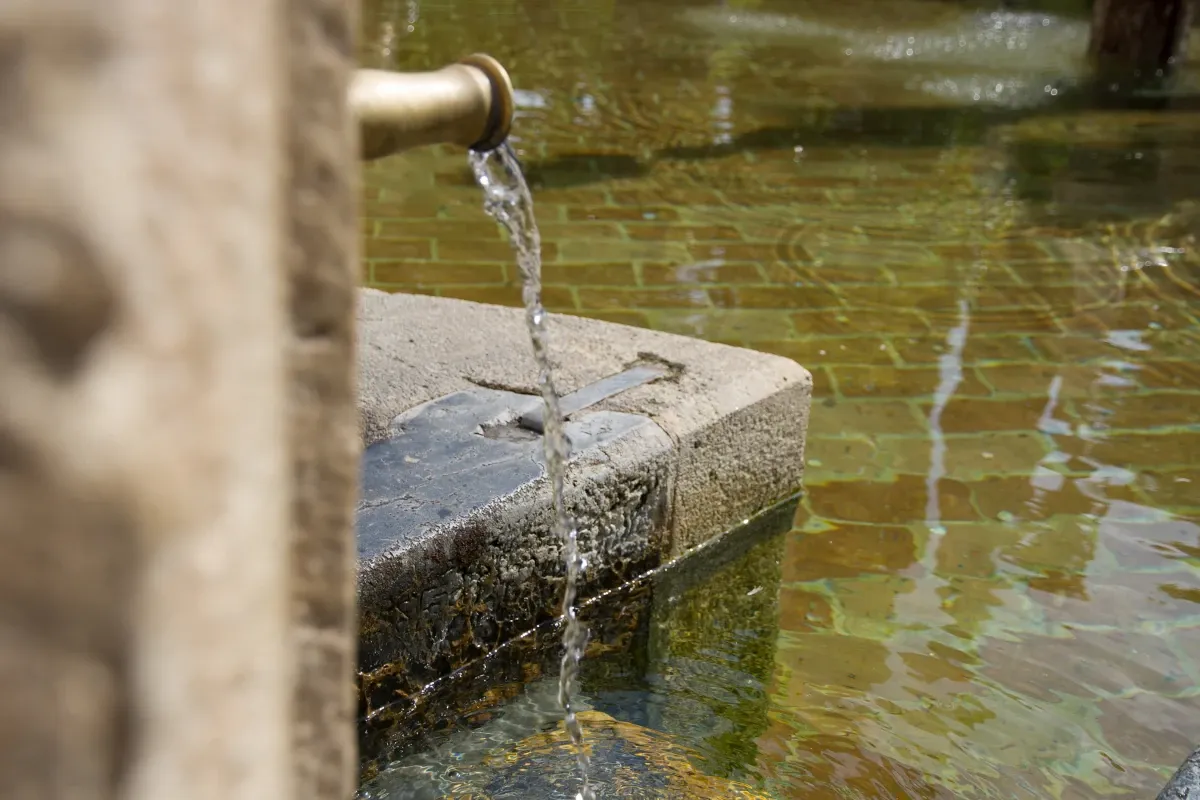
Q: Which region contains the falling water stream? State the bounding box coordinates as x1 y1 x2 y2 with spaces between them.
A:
470 143 596 800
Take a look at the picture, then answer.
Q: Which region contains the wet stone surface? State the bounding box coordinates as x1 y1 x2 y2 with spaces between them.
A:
356 388 674 712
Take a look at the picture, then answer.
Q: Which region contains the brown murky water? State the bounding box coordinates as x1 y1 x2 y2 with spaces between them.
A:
358 0 1200 797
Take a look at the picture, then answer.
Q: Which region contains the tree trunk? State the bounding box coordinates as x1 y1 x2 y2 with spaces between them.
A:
1089 0 1195 83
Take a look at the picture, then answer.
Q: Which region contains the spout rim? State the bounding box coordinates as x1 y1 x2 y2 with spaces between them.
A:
459 53 514 153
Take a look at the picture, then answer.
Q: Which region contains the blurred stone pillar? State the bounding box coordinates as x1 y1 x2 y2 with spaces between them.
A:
284 0 362 798
0 2 291 800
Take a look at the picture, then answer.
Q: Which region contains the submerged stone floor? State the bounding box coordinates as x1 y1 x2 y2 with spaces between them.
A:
356 0 1200 797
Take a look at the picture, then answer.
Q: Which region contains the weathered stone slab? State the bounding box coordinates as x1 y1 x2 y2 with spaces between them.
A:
358 289 812 556
356 385 673 675
1158 746 1200 800
358 388 661 564
357 398 674 685
355 289 811 710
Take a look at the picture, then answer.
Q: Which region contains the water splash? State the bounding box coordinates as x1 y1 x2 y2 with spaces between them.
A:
470 143 595 800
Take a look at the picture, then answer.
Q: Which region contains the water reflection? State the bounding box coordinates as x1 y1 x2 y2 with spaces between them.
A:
926 296 972 532
770 203 1199 795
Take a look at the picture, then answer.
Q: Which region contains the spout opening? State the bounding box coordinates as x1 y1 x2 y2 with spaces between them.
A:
459 53 514 153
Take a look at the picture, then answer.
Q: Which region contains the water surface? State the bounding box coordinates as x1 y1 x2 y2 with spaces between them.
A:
359 0 1200 796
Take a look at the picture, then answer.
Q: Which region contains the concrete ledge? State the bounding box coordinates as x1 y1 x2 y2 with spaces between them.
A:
1159 746 1200 800
355 289 811 699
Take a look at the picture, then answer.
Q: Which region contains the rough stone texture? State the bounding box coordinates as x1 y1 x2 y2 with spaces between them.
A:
0 2 291 799
285 0 362 798
355 289 809 719
1158 747 1200 800
358 289 812 555
357 411 674 684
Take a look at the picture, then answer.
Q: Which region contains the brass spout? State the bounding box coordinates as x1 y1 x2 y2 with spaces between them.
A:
351 54 514 160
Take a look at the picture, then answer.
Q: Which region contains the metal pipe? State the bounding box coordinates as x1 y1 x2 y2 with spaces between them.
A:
350 53 514 160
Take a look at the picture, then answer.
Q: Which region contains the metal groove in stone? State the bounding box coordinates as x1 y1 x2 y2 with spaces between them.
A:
518 364 668 434
357 386 659 562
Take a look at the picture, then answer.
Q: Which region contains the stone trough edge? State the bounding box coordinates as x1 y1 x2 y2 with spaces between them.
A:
354 290 812 710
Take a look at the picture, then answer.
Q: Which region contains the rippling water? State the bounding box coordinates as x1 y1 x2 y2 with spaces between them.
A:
358 0 1200 796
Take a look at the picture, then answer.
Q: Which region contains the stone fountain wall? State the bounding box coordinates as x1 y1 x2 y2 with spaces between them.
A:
0 1 360 798
283 1 362 798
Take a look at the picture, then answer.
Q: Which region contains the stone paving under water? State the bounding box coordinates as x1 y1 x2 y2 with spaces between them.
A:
357 0 1200 797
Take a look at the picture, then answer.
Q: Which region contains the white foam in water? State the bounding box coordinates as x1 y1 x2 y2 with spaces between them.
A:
469 143 596 800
